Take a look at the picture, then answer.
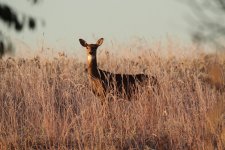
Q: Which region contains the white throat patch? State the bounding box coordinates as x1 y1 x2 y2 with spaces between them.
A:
88 55 95 62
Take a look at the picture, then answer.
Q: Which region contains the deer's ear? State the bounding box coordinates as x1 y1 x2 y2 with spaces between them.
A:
79 39 88 47
96 38 104 46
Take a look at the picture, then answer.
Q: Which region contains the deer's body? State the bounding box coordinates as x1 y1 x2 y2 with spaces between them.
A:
79 38 158 100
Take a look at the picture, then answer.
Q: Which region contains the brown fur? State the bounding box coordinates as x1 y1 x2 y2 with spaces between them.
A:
79 38 158 101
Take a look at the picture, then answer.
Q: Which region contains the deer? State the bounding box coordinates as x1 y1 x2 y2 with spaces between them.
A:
79 38 158 102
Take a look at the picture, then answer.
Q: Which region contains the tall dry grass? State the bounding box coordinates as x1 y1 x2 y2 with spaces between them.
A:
0 42 225 149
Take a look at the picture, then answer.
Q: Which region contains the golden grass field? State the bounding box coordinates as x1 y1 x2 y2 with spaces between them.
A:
0 40 225 149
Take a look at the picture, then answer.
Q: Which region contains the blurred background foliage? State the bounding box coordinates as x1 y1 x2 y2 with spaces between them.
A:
0 0 44 58
184 0 225 50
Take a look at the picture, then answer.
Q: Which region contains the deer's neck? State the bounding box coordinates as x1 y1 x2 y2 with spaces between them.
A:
87 54 99 77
